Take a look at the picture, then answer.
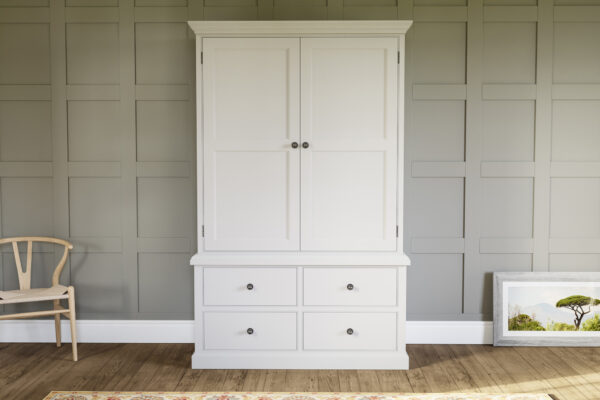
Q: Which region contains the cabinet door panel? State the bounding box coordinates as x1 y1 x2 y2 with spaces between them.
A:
300 38 398 251
203 38 300 251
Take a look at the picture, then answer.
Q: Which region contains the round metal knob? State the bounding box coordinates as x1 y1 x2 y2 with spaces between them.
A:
346 328 354 335
346 283 354 291
246 283 254 290
291 142 299 149
302 142 309 149
247 328 254 335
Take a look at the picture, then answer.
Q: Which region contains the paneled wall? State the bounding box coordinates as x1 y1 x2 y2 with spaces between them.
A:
0 0 599 321
0 0 196 319
405 0 600 320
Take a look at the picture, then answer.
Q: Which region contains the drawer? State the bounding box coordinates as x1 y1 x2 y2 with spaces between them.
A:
204 312 296 350
304 313 396 350
204 267 296 305
303 267 396 306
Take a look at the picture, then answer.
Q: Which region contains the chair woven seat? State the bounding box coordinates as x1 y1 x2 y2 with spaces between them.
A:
0 285 69 305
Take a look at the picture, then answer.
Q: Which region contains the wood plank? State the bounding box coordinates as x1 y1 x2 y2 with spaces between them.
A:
1 344 71 399
432 344 479 392
405 345 432 393
466 345 523 393
0 343 593 399
377 369 413 392
222 370 248 392
241 370 267 392
447 345 503 393
413 344 459 393
143 343 188 391
0 343 37 386
192 369 228 391
486 347 556 399
16 343 120 398
175 367 206 392
125 344 172 390
263 369 288 391
101 343 158 391
317 370 340 392
514 346 592 400
338 370 360 392
286 370 319 392
357 370 380 392
549 347 600 395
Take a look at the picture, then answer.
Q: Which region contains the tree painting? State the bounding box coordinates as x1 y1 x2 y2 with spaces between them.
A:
508 314 545 331
555 295 600 330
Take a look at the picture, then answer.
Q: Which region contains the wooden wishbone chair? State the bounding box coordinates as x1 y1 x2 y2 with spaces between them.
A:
0 237 77 361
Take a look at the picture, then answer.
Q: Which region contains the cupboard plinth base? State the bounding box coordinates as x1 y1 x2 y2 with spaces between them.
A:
191 350 409 370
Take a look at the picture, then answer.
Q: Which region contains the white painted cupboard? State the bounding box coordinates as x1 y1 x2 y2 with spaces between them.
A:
189 21 412 369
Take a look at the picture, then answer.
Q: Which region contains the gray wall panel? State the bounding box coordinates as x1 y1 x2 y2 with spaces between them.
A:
0 0 599 321
135 22 190 85
138 252 193 315
0 23 50 84
552 100 600 161
66 23 120 85
136 101 190 162
409 100 465 161
137 178 193 238
481 178 533 238
482 101 534 161
553 22 600 83
483 22 536 84
0 101 52 161
1 178 54 237
407 178 464 238
550 178 600 238
69 177 122 237
67 101 121 161
407 254 464 317
412 22 466 84
70 252 126 314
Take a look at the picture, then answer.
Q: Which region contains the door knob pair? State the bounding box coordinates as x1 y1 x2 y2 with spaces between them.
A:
291 142 309 149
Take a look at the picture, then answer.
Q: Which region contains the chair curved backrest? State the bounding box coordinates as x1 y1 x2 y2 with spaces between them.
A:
0 237 73 290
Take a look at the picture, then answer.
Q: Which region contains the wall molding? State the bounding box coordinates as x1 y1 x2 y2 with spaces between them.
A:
0 320 493 345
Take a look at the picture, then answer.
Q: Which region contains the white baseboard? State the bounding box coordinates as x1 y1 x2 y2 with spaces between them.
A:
0 320 194 343
0 320 493 344
406 321 493 344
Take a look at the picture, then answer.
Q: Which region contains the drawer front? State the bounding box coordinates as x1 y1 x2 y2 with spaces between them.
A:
204 267 296 305
304 313 396 350
303 267 396 306
204 312 297 350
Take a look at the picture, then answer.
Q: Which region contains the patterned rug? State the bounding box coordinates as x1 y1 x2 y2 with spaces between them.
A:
43 392 553 400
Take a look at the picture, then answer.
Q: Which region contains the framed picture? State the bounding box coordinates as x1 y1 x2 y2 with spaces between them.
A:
494 272 600 346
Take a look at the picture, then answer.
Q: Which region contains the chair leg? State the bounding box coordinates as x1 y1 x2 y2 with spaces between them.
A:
67 286 78 361
53 299 62 348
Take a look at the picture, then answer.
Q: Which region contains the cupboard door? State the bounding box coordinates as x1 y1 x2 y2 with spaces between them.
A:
300 38 398 251
203 38 300 251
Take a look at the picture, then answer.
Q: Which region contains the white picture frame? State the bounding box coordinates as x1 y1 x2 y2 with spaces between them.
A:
494 272 600 346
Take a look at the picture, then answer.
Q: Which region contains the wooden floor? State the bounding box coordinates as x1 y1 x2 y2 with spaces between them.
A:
1 343 599 400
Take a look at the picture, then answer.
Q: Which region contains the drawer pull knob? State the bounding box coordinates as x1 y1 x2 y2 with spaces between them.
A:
346 283 354 291
246 283 254 290
247 328 254 335
346 328 354 335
